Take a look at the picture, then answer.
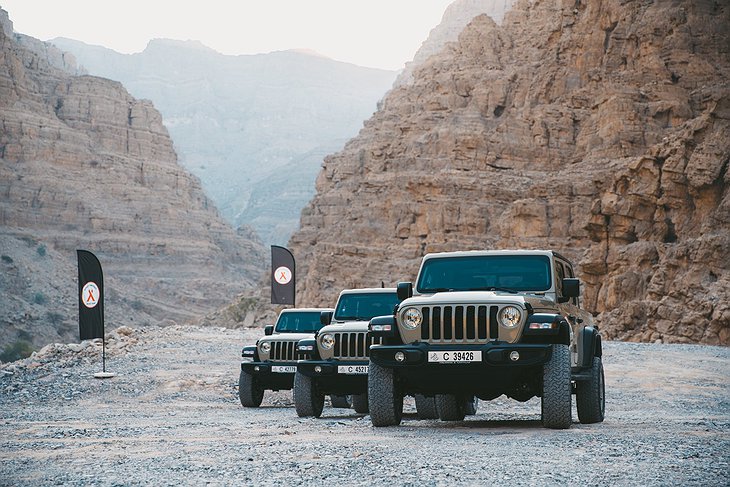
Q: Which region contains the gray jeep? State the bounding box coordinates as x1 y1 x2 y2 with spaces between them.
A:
368 250 605 428
238 308 334 407
293 288 400 417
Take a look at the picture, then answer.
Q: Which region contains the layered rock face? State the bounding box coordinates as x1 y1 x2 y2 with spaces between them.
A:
51 37 397 245
0 10 265 351
290 0 730 345
395 0 516 87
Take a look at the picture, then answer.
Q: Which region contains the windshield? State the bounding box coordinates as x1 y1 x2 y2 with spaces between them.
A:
334 292 400 321
275 311 325 333
416 255 552 293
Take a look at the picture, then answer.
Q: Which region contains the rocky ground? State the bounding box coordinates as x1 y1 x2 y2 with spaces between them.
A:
1 325 728 486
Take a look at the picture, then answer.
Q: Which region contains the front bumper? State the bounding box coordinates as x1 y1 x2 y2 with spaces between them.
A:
297 360 369 395
369 342 553 395
240 361 296 391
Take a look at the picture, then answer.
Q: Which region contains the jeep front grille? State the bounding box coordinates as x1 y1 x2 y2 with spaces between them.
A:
333 332 382 360
419 305 498 343
270 340 302 362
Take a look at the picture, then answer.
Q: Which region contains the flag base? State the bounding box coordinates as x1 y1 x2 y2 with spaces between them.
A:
93 372 117 379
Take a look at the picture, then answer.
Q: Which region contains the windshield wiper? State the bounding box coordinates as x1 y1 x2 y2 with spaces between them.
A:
467 286 518 294
334 316 361 321
422 288 455 293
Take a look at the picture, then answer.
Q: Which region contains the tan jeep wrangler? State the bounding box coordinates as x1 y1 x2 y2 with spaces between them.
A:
239 308 336 407
368 250 605 428
293 288 400 417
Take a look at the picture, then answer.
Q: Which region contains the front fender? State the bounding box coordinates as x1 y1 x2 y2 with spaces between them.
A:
296 338 320 361
577 326 601 368
241 345 259 362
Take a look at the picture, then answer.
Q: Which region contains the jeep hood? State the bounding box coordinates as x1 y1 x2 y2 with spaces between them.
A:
404 291 556 310
320 321 369 334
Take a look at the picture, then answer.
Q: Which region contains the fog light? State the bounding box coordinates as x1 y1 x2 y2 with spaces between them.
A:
509 351 520 362
314 365 322 373
254 366 260 371
394 351 405 362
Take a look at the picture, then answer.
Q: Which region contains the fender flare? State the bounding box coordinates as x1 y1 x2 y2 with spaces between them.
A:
577 326 602 368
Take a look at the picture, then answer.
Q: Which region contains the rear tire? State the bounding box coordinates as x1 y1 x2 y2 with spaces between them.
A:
351 393 369 414
414 394 438 419
541 344 572 429
576 356 605 424
463 395 478 416
293 371 324 418
330 395 352 409
238 369 263 407
368 361 403 426
435 394 466 421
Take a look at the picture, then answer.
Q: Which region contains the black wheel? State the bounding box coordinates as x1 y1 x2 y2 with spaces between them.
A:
576 356 605 424
414 394 438 419
368 361 403 426
351 393 369 414
463 395 478 416
330 395 352 409
541 344 572 429
293 370 324 418
435 394 466 421
238 369 264 407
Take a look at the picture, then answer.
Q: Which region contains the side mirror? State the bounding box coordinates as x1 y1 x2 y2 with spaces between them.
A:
264 325 274 336
320 311 333 327
397 282 413 301
562 278 580 299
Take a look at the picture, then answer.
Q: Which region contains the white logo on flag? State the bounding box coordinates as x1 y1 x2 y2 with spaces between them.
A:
274 266 292 285
82 282 100 309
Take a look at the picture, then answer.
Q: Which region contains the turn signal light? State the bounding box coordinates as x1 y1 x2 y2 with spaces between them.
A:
529 322 558 330
371 324 392 332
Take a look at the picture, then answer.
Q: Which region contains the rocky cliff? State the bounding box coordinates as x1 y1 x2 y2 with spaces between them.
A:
0 9 265 353
395 0 516 87
290 0 730 345
50 37 397 246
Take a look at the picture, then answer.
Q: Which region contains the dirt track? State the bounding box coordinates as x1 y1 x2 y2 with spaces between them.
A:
1 325 728 486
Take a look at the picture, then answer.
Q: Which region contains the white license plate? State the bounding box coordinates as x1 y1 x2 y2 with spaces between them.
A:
271 365 296 373
337 365 369 375
427 351 482 363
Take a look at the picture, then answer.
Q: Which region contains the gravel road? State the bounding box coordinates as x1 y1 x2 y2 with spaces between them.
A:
1 325 728 486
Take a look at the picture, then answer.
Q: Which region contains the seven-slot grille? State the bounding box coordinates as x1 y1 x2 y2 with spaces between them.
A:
419 305 499 343
333 332 383 360
269 340 302 361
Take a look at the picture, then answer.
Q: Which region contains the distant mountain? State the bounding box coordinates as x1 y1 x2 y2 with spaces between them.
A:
51 37 397 245
395 0 516 87
0 9 265 353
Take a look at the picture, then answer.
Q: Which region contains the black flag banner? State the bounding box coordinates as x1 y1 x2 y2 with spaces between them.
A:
271 245 295 306
77 249 104 340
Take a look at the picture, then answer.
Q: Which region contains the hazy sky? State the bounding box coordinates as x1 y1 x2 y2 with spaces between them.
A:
1 0 456 71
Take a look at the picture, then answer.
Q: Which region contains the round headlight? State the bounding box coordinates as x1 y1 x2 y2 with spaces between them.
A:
499 306 522 328
320 333 335 350
259 341 271 353
402 307 422 329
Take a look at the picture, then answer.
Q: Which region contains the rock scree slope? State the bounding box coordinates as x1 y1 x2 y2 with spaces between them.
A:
0 9 265 351
289 0 730 345
0 325 728 485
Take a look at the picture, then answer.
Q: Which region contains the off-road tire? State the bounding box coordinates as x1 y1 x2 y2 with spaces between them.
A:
576 356 605 424
541 343 572 429
330 395 352 409
415 394 438 419
368 361 403 426
435 394 466 421
238 369 263 407
294 371 324 418
351 393 369 413
463 395 478 416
